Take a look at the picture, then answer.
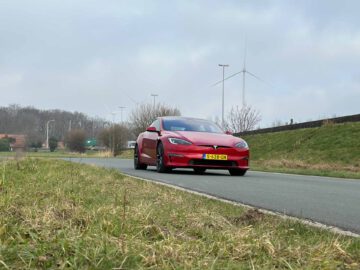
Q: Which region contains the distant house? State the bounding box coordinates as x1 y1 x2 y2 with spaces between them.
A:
0 134 27 151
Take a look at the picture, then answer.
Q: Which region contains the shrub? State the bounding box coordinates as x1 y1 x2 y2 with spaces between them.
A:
30 141 42 152
49 137 58 152
65 129 86 153
0 138 10 152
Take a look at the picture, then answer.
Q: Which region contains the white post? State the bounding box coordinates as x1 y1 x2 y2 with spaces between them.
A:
242 69 246 107
46 120 55 149
218 64 229 129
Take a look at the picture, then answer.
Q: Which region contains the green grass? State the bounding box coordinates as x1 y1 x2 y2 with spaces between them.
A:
242 122 360 179
0 149 133 159
0 158 359 269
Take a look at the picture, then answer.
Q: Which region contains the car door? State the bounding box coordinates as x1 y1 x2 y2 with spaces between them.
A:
142 119 160 165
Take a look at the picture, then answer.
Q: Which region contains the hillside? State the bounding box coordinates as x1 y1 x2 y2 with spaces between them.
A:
242 122 360 178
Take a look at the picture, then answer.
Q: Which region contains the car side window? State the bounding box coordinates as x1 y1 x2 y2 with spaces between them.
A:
151 119 161 131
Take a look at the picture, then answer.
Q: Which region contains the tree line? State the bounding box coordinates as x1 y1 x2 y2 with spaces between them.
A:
0 103 260 154
0 103 181 154
0 104 109 146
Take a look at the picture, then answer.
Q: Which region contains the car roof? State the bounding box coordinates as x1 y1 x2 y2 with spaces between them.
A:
159 116 209 121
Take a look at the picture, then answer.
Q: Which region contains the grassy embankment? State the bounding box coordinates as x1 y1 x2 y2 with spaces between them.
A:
0 158 359 269
242 122 360 179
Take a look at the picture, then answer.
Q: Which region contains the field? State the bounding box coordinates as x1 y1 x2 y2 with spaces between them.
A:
242 122 360 179
0 158 359 269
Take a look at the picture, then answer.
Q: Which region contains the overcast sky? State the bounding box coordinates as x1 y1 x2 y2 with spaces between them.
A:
1 0 359 126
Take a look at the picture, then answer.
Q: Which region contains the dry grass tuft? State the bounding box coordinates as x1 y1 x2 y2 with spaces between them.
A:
262 159 360 173
91 150 113 157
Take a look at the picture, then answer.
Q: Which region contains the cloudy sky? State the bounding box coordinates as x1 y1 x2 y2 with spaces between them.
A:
1 0 359 126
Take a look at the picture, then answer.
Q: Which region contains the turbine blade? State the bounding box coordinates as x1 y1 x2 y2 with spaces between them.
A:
210 79 223 87
126 93 139 105
211 71 243 87
246 70 271 86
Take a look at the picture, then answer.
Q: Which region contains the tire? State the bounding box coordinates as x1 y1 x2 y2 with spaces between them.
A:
193 168 206 174
229 169 247 176
134 145 147 170
156 143 170 173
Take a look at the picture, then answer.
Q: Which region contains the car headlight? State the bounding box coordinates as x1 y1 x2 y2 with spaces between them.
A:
235 140 248 149
168 138 192 145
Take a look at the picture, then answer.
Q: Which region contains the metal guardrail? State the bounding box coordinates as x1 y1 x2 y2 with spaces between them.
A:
235 113 360 136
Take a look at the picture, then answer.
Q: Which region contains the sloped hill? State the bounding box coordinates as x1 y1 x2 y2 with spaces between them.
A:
242 122 360 178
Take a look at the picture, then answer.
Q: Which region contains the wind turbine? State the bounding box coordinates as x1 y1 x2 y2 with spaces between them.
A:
212 49 268 107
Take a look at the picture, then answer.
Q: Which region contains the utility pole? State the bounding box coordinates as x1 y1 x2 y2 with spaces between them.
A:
242 44 247 107
46 120 55 149
150 93 158 108
118 106 126 123
242 67 246 107
218 64 229 129
111 112 116 156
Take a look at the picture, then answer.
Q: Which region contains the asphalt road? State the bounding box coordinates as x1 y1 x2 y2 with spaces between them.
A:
67 158 360 234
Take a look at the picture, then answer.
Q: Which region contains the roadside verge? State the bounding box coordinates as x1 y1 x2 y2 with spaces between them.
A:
1 158 359 269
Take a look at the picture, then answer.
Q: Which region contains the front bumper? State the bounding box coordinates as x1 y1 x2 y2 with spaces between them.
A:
164 143 249 169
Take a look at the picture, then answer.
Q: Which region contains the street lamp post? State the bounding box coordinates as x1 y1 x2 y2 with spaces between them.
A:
111 112 116 156
150 93 158 108
218 64 229 129
118 106 126 123
46 120 55 149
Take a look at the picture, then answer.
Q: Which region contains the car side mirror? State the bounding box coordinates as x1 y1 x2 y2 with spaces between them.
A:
146 126 158 132
225 130 233 135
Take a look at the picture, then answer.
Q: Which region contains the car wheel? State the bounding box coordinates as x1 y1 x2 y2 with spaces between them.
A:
193 168 206 174
229 169 247 176
134 145 147 170
156 142 170 173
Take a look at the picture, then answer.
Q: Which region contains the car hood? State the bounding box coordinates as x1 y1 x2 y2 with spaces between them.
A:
165 131 241 147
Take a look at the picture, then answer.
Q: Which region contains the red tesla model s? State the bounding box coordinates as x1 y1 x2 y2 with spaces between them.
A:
134 117 249 176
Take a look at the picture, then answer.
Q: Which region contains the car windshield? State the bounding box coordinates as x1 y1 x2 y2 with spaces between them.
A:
162 118 223 133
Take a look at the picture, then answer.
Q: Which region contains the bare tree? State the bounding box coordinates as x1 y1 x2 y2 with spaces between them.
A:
98 124 130 156
227 105 261 133
129 103 181 136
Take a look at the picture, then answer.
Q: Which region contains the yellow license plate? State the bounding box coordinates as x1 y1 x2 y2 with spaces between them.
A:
203 154 228 160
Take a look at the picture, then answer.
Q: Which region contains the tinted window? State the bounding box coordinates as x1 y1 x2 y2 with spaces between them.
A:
162 119 223 133
150 119 161 131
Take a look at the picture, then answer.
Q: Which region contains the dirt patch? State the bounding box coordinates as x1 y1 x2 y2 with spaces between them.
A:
227 209 265 226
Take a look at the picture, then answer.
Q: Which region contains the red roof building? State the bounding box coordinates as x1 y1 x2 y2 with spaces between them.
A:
0 134 27 150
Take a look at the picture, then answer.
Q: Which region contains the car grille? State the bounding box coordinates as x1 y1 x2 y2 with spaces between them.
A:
198 145 231 149
189 159 237 167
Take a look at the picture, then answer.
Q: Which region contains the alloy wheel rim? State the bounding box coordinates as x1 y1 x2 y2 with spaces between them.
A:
157 146 163 168
134 147 138 165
